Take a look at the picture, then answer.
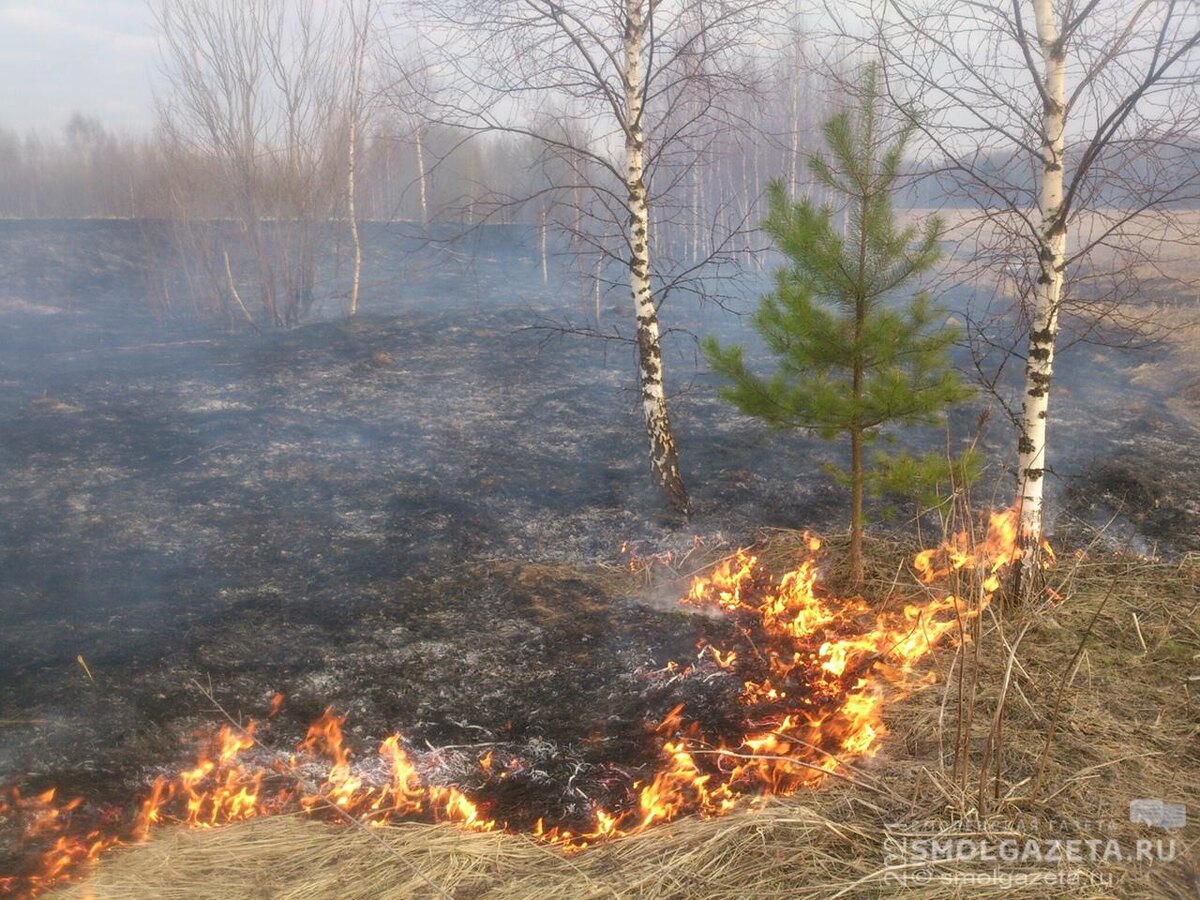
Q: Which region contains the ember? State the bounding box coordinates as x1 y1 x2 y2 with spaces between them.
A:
0 510 1032 896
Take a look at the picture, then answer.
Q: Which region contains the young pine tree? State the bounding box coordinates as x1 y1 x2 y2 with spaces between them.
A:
703 72 974 587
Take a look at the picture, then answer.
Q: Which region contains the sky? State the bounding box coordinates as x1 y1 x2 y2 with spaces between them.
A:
0 0 161 135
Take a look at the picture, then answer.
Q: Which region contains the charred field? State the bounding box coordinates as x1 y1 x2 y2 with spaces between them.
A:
1 220 1199 895
0 220 855 840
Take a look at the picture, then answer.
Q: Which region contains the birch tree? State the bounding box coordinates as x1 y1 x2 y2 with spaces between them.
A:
345 0 379 318
399 0 777 516
622 0 688 514
1020 0 1067 590
374 46 440 228
837 0 1200 596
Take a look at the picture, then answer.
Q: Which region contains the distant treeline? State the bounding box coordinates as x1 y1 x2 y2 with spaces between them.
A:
5 112 1198 227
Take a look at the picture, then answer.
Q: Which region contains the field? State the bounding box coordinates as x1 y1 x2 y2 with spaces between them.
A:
0 219 1197 896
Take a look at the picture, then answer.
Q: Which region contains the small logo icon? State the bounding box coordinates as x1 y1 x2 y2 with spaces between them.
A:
1130 799 1186 829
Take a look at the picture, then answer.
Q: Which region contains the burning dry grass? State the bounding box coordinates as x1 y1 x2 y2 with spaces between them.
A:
52 535 1199 899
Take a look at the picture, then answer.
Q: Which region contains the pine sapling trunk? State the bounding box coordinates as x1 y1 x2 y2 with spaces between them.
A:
850 425 865 587
848 110 873 590
1015 0 1067 600
623 0 690 516
849 319 865 586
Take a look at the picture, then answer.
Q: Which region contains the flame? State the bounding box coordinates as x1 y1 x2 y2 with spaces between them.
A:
0 789 121 895
1 508 1038 896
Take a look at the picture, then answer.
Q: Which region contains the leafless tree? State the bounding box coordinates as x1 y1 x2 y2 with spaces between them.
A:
834 0 1200 596
345 0 381 318
373 47 446 229
153 0 352 327
395 0 785 515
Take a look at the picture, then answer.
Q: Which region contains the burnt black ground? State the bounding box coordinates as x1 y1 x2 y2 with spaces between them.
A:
0 219 1197 836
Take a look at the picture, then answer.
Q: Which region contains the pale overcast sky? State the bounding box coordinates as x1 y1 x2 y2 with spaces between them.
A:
0 0 160 134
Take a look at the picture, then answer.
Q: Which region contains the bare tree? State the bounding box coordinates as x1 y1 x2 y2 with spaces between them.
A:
154 0 351 327
838 0 1200 596
345 0 380 318
377 50 442 229
398 0 780 515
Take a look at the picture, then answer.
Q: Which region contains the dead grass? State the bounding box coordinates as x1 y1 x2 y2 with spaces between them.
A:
58 535 1199 899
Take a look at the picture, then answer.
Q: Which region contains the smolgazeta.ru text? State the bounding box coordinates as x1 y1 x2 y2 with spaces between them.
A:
887 836 1177 865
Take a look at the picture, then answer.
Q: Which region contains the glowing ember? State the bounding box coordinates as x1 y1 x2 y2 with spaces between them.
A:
0 509 1038 896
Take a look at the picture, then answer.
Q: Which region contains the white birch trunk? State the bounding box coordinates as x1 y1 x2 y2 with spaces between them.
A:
1016 0 1068 594
788 75 800 196
540 206 548 283
752 147 763 270
594 253 602 323
741 152 752 266
347 48 364 318
623 0 689 515
415 123 429 228
690 164 700 262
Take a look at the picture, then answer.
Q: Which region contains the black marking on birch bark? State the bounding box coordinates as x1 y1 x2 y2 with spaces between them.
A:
1029 346 1051 362
1027 371 1052 397
1023 467 1045 482
1018 435 1036 454
1030 326 1055 344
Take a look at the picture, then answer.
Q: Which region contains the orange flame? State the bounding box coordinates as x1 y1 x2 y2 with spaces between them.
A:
2 508 1038 896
